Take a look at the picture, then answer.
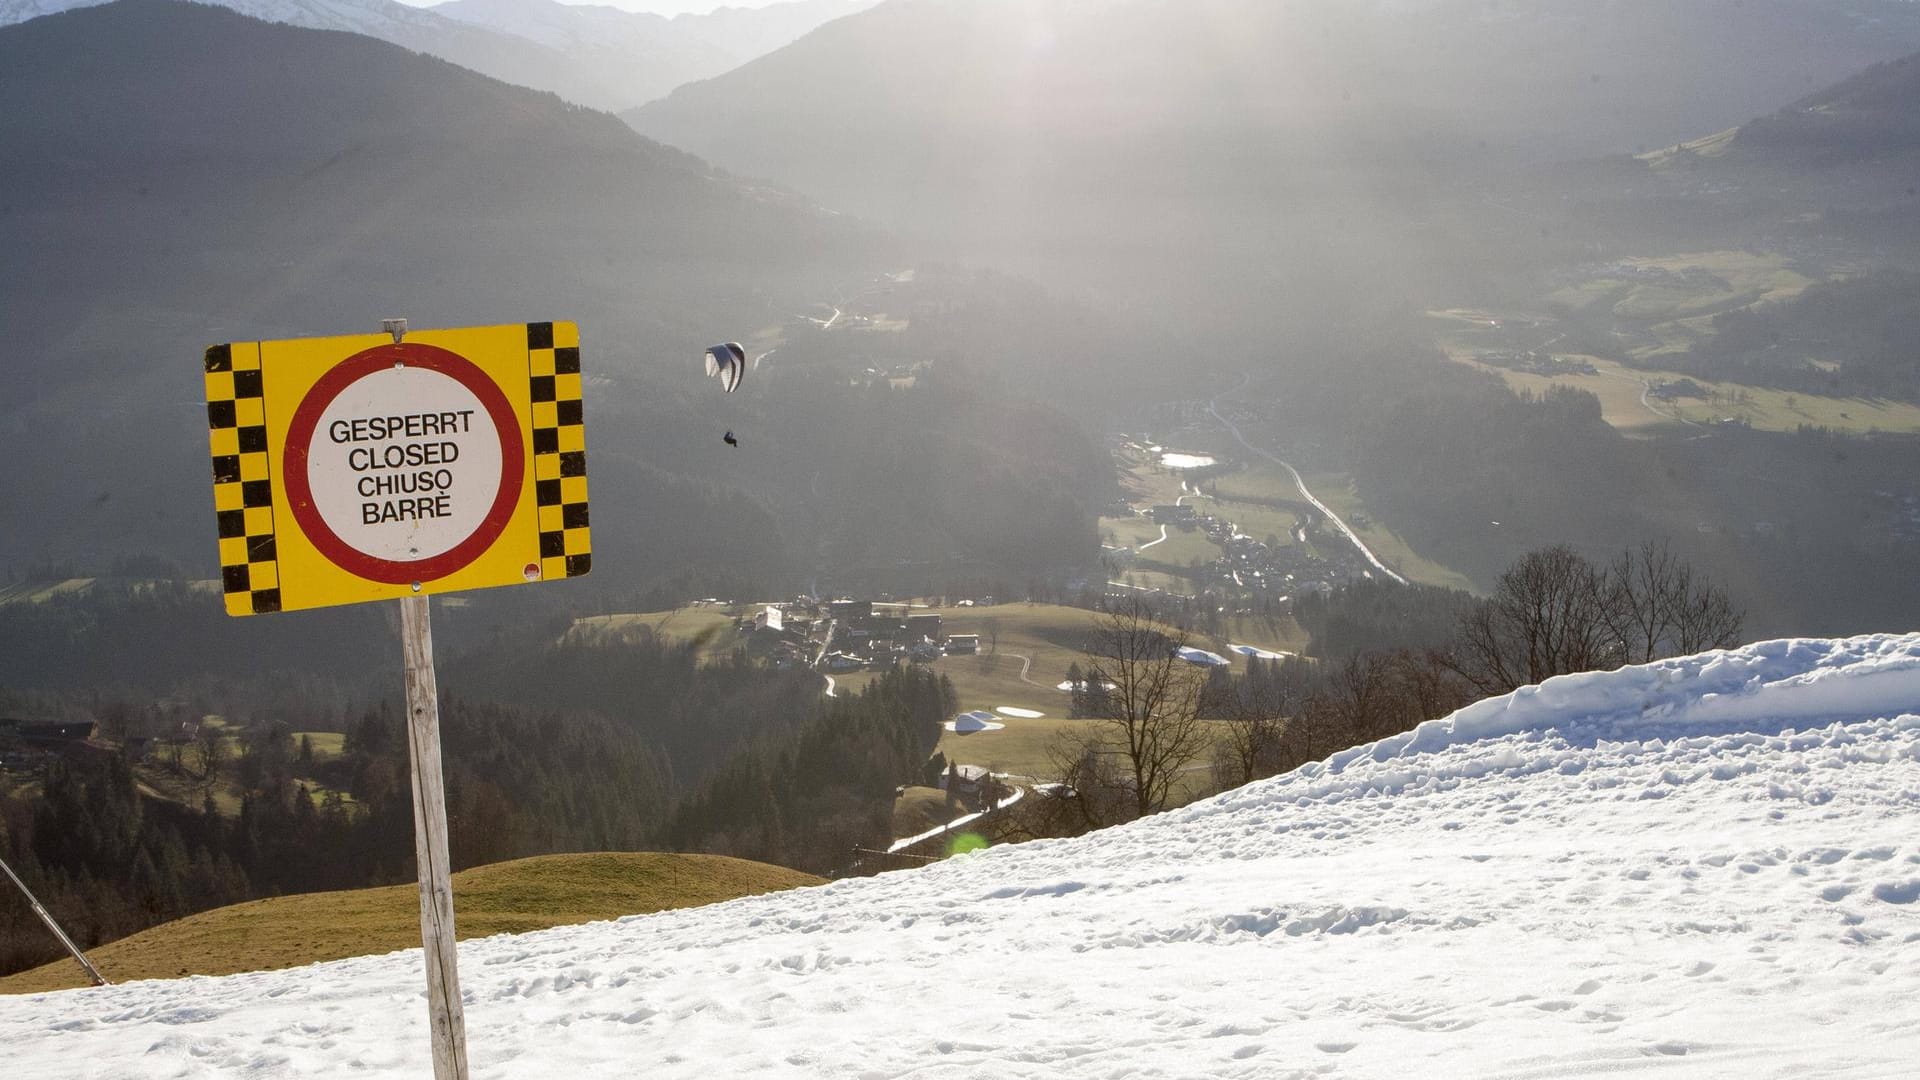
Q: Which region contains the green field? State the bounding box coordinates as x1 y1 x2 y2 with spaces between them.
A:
1544 250 1812 329
568 607 742 657
1433 250 1920 437
1202 458 1477 593
291 731 346 761
1099 515 1224 570
1297 471 1480 592
1449 351 1920 437
0 577 223 605
0 853 821 995
624 600 1304 782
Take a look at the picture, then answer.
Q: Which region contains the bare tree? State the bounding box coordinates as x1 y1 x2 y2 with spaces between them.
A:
1050 599 1208 828
192 724 227 801
983 617 1001 656
1211 656 1309 790
1447 545 1621 696
1603 540 1743 663
1448 543 1745 696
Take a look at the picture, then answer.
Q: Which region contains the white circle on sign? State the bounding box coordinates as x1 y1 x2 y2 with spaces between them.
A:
305 365 504 564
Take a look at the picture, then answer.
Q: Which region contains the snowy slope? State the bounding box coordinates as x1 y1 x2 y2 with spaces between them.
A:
5 634 1919 1077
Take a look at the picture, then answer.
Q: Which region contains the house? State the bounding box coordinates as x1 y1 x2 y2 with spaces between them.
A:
825 652 868 672
754 605 784 633
829 599 872 622
906 613 943 643
940 763 993 796
1149 504 1197 525
945 634 980 654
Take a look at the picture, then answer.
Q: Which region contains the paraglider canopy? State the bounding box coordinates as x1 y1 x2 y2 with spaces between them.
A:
705 343 747 393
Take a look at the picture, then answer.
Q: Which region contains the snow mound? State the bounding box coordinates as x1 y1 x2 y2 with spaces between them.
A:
6 634 1919 1078
947 710 1005 733
1228 643 1293 660
1176 646 1230 666
995 706 1044 719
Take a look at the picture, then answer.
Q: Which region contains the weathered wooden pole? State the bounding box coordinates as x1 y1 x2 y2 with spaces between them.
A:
401 593 469 1080
386 317 470 1080
0 853 109 987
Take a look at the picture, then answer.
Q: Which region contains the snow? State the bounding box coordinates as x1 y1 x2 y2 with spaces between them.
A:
946 710 1005 733
1228 643 1294 661
1176 645 1232 666
1159 452 1217 469
887 789 1026 854
995 706 1045 719
7 634 1920 1077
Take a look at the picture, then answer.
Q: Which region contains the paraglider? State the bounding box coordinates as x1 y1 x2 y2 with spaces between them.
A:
704 343 748 449
704 342 746 394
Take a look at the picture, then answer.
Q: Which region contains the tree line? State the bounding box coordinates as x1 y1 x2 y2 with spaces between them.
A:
996 541 1742 841
0 632 950 979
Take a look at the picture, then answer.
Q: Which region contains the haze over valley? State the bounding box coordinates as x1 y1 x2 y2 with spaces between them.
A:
2 2 1918 1074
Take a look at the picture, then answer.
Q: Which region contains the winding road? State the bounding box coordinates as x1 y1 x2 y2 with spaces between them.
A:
998 652 1043 687
1205 382 1408 586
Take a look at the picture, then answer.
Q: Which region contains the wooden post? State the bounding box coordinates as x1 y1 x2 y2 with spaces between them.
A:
387 318 469 1080
401 593 470 1080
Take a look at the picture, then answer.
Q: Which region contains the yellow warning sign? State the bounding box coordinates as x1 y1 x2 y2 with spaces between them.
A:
203 322 590 616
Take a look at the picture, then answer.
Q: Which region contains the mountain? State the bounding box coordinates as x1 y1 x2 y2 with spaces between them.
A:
0 0 869 589
1496 49 1920 264
1637 52 1920 212
0 0 657 109
6 632 1918 1072
0 1 1116 600
432 0 877 109
0 0 873 110
627 0 1920 326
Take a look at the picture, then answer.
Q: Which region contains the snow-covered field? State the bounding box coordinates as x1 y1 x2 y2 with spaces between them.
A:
7 635 1920 1078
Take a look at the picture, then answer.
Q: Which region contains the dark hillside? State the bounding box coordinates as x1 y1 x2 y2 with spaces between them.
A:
0 0 871 588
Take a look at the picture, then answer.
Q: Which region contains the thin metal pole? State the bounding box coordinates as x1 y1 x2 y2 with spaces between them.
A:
401 593 470 1080
0 852 109 987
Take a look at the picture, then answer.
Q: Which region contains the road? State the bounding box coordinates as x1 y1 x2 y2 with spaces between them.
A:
1598 367 1700 427
998 652 1043 687
1205 382 1409 586
1136 492 1193 551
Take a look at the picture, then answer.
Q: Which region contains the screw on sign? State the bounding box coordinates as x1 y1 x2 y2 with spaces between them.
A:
200 320 592 1080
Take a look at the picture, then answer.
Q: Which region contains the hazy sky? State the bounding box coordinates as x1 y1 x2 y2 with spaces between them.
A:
401 0 790 12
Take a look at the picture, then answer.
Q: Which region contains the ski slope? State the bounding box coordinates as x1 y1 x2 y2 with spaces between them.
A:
5 635 1919 1077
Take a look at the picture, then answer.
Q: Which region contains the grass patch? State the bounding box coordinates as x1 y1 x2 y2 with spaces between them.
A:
1447 351 1920 436
0 852 821 995
568 608 741 660
892 785 963 839
291 731 345 761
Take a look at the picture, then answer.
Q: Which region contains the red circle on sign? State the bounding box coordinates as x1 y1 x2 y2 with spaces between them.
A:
283 342 525 585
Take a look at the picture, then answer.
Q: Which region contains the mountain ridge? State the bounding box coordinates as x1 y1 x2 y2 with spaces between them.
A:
0 0 876 109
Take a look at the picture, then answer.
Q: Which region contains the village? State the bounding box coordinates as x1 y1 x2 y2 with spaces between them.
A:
691 596 988 676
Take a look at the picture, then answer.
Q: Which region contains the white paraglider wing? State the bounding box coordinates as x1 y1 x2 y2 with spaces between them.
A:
704 343 746 393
